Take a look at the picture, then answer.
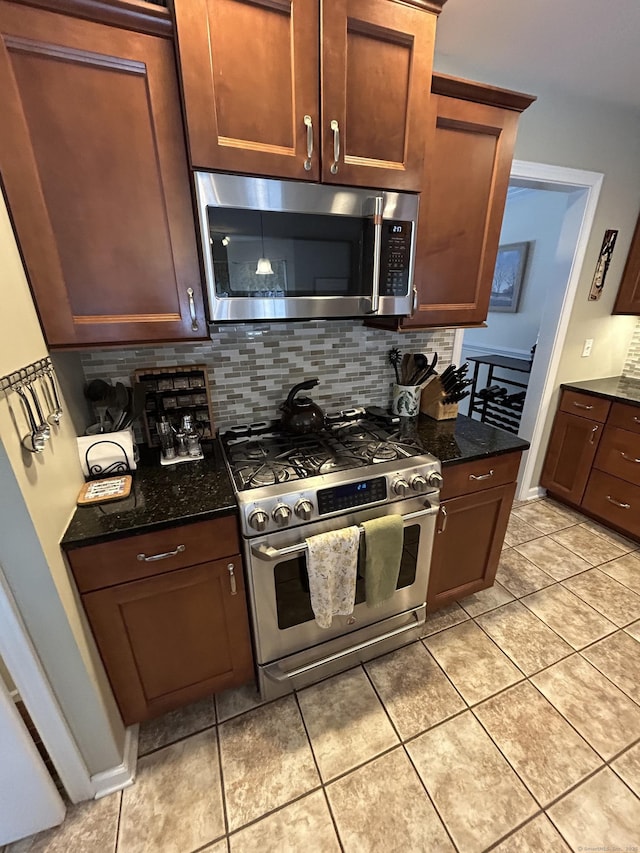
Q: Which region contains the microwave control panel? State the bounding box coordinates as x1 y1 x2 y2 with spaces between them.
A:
380 221 412 296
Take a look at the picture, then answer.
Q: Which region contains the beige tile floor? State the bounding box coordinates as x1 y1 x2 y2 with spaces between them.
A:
7 498 640 853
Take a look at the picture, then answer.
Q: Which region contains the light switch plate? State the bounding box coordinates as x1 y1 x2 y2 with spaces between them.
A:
581 338 594 357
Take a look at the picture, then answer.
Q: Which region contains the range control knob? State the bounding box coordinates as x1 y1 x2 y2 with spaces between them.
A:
295 499 314 521
427 471 444 490
272 504 292 527
410 474 428 493
392 477 410 497
248 509 268 532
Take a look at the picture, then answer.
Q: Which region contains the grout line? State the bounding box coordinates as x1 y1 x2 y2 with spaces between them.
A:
214 723 231 840
114 788 124 853
481 810 545 852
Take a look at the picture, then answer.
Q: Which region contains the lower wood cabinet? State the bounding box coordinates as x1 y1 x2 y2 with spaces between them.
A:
66 517 254 725
427 452 521 612
542 390 640 541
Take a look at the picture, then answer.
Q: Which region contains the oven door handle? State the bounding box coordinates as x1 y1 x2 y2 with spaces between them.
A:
263 607 425 683
250 503 438 561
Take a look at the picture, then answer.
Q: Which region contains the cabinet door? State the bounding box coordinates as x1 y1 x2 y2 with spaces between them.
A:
321 0 435 190
404 94 519 327
427 482 516 612
83 557 254 724
0 2 206 348
174 0 320 180
540 411 603 505
612 210 640 314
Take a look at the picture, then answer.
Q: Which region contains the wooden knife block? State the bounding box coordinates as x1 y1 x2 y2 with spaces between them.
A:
421 398 459 421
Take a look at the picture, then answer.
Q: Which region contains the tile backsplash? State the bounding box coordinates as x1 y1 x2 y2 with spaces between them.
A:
81 320 455 432
623 319 640 379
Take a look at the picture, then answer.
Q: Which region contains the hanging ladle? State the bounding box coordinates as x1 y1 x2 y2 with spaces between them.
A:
14 382 46 453
24 376 51 441
45 365 63 425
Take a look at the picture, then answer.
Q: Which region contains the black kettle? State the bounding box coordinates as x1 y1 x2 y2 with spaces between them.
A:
280 378 325 434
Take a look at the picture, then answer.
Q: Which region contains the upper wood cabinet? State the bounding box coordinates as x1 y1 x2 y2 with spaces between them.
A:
368 73 535 331
612 208 640 315
0 0 207 349
173 0 442 190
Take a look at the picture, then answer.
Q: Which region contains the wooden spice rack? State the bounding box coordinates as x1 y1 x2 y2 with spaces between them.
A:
133 365 215 448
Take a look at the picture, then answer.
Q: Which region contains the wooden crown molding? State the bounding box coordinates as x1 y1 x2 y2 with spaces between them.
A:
393 0 447 16
432 72 537 112
7 0 173 37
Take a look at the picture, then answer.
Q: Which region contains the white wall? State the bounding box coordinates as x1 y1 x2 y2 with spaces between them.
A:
434 58 640 484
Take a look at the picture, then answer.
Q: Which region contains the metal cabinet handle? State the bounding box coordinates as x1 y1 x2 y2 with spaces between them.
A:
589 424 599 444
228 562 237 595
438 505 448 533
470 470 494 481
187 288 198 332
137 544 185 562
605 495 631 509
620 451 640 463
330 119 340 174
303 115 313 171
573 402 594 410
634 416 640 424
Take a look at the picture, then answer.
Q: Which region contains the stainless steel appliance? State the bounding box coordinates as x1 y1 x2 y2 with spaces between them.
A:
220 411 442 699
195 173 419 323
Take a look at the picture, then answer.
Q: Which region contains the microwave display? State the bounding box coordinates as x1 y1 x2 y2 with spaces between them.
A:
207 208 372 299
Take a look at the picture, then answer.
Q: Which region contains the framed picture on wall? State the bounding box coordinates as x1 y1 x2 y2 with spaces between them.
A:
489 241 531 312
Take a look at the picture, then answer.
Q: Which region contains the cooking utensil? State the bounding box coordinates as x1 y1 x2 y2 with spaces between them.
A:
387 347 401 383
280 378 325 434
401 352 412 384
15 383 46 453
24 377 51 441
44 366 63 425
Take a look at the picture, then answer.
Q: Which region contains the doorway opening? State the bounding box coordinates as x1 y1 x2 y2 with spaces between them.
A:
452 161 603 501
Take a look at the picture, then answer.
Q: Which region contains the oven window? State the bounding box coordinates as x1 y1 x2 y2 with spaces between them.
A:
207 208 371 298
274 525 420 630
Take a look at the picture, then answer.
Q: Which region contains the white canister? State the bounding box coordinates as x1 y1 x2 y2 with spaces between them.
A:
391 384 421 417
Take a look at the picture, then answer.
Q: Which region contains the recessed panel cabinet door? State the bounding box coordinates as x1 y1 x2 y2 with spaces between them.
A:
174 0 320 180
0 2 205 348
83 558 254 725
321 0 435 190
540 410 603 505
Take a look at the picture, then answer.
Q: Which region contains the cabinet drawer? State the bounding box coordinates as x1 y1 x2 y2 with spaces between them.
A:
582 470 640 540
68 516 240 593
594 427 640 487
608 401 640 436
560 390 610 423
441 452 521 500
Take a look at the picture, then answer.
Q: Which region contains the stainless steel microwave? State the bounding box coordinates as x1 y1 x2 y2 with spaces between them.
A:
194 173 419 323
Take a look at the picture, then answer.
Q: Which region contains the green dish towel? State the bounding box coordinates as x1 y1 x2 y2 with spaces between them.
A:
362 516 404 608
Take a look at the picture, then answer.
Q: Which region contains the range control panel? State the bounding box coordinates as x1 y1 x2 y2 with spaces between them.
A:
380 221 412 297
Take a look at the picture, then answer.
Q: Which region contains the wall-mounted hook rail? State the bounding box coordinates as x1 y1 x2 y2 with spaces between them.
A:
0 357 64 453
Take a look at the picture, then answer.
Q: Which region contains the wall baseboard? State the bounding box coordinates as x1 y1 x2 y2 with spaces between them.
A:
91 724 138 800
524 485 545 501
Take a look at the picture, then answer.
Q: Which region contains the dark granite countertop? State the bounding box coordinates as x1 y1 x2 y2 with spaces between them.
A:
62 415 527 550
62 440 237 550
561 375 640 408
412 413 529 465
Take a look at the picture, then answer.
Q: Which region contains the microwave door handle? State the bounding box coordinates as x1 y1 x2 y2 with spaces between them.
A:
369 195 384 314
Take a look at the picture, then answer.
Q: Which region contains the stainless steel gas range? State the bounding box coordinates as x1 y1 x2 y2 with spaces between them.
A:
220 409 442 700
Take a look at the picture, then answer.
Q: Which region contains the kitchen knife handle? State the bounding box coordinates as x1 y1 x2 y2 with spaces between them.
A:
303 115 313 171
605 495 631 510
330 119 340 174
438 505 447 533
469 470 494 481
589 425 599 444
228 562 237 595
137 545 185 562
187 288 199 332
620 451 640 463
573 402 594 411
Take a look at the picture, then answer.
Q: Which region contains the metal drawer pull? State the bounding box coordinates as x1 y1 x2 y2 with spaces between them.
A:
605 495 631 509
439 505 447 533
330 119 340 174
573 402 594 410
303 115 313 171
620 451 640 463
187 288 198 332
137 544 186 562
469 470 494 481
589 425 599 444
228 563 237 595
635 416 640 424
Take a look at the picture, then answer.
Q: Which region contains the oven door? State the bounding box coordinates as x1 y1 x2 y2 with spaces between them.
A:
245 497 437 669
